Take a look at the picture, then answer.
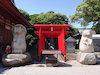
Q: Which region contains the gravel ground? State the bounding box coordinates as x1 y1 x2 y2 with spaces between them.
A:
0 59 100 75
0 52 100 75
0 64 100 75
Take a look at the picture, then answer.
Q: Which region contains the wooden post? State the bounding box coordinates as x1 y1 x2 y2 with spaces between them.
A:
58 28 66 62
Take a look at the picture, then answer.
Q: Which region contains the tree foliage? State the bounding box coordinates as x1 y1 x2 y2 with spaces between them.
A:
25 27 37 46
70 0 100 26
66 26 78 38
92 23 100 34
30 11 68 24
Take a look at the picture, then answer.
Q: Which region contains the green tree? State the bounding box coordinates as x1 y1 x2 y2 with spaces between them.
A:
66 26 78 38
70 0 100 26
92 23 100 34
30 11 68 24
29 14 39 24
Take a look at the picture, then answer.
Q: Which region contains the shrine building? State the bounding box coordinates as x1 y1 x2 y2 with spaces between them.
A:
0 0 32 49
34 24 70 62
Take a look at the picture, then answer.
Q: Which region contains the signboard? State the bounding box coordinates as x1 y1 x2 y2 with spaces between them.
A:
42 50 61 54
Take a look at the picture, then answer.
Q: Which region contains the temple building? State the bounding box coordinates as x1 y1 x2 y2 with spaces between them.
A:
0 0 32 49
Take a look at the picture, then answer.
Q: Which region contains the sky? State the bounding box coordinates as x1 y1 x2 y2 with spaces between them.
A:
14 0 93 28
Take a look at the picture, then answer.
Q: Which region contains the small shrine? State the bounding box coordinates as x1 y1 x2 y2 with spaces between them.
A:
34 24 70 62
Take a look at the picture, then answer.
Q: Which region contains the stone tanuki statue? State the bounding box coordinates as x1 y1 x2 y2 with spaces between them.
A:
77 29 97 65
2 24 32 66
12 24 27 54
79 29 94 53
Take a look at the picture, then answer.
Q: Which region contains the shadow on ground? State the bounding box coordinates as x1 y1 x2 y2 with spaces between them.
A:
25 57 72 67
0 67 11 74
57 62 72 67
0 62 12 74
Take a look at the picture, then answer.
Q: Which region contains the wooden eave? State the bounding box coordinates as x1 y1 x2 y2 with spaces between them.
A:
0 0 32 27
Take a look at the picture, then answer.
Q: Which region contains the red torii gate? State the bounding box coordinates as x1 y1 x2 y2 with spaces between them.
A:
34 24 70 62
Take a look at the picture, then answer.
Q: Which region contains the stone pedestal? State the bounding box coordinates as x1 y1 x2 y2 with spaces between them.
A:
2 53 32 66
77 52 97 65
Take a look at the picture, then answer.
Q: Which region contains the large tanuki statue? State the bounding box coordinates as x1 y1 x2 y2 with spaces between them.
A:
77 29 97 65
79 29 94 53
2 24 32 66
12 24 27 54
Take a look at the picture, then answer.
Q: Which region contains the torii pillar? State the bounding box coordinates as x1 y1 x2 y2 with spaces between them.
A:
34 24 70 62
